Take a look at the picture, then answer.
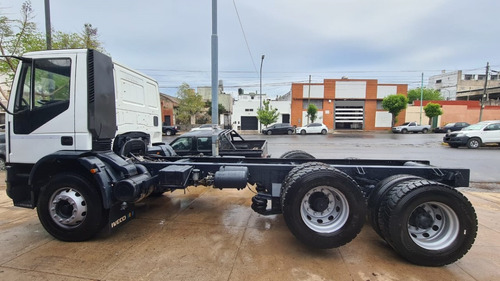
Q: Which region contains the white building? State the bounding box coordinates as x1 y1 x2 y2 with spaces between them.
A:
428 70 500 101
232 93 291 131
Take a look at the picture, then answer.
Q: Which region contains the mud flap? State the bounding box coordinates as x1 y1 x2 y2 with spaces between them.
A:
106 202 136 233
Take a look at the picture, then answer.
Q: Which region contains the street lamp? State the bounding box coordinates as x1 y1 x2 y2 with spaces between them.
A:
259 55 265 131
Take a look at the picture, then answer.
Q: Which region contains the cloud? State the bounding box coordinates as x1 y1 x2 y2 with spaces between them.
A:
5 0 500 96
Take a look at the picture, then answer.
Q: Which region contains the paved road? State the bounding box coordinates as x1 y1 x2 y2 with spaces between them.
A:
165 131 500 185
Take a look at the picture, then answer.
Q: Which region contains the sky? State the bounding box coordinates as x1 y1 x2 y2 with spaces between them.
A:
3 0 500 98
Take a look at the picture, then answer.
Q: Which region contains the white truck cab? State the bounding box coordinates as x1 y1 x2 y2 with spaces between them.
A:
6 49 162 164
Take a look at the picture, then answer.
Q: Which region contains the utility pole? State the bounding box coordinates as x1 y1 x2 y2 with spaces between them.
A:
259 55 265 132
211 0 219 156
479 62 489 122
44 0 52 50
419 73 423 124
307 75 311 124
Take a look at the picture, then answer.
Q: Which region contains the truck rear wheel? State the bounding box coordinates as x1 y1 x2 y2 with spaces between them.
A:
377 180 477 266
37 173 106 242
281 163 366 249
367 174 422 238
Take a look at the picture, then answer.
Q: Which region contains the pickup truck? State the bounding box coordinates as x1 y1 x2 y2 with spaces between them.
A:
392 122 431 134
169 129 268 157
443 120 500 149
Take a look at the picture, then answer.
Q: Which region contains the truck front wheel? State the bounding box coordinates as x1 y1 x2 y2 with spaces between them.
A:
37 173 106 241
281 164 366 249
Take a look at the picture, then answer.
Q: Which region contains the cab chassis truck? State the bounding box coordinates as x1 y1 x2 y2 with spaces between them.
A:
3 49 477 267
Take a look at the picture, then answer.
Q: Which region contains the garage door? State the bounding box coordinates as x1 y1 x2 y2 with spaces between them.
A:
335 101 364 130
241 116 258 130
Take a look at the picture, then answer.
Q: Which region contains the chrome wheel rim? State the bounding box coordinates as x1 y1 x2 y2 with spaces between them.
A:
408 202 459 250
300 186 349 233
49 188 87 229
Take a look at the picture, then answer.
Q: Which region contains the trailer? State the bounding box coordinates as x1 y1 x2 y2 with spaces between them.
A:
2 49 477 267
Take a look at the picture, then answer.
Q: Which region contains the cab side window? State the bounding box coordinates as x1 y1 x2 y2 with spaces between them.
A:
14 58 71 134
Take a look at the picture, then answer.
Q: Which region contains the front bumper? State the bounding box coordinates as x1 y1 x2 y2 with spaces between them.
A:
443 135 469 146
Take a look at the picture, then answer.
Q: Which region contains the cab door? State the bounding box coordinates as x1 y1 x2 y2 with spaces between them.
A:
481 122 500 143
7 55 76 164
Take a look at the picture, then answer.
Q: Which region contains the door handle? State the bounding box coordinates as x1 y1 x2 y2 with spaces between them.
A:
61 136 73 146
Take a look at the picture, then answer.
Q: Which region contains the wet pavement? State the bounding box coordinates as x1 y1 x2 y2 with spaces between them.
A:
1 132 499 280
0 175 499 280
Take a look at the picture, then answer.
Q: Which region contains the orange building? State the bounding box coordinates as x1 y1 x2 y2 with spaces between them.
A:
291 79 408 130
160 94 179 126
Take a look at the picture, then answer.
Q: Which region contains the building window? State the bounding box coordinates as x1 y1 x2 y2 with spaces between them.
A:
302 99 323 110
478 75 485 80
464 74 474 80
436 79 442 83
491 75 499 81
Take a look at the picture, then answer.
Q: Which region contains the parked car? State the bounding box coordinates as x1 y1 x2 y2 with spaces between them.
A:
295 123 328 135
433 122 470 133
191 124 220 132
162 125 179 136
443 120 500 149
261 123 295 135
392 122 431 134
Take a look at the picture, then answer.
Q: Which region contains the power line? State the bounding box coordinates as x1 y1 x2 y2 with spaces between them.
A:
232 0 258 76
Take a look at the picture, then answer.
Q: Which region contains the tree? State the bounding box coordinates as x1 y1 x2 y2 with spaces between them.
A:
0 1 105 100
206 101 228 117
175 83 205 125
306 104 318 123
257 99 280 128
407 88 443 104
424 103 443 126
382 94 408 126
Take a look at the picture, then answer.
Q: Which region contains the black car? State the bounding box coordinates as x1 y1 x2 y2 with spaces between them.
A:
433 122 470 133
261 123 295 135
162 125 179 136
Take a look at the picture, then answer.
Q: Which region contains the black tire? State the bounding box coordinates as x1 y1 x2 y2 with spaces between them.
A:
165 130 173 136
367 174 422 238
300 130 306 135
37 173 106 241
287 130 293 135
321 129 327 135
267 130 272 135
466 138 481 149
422 128 429 134
281 164 366 249
378 180 477 266
279 150 315 159
401 129 408 134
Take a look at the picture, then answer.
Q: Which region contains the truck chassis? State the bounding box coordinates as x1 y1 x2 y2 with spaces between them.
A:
6 148 476 267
